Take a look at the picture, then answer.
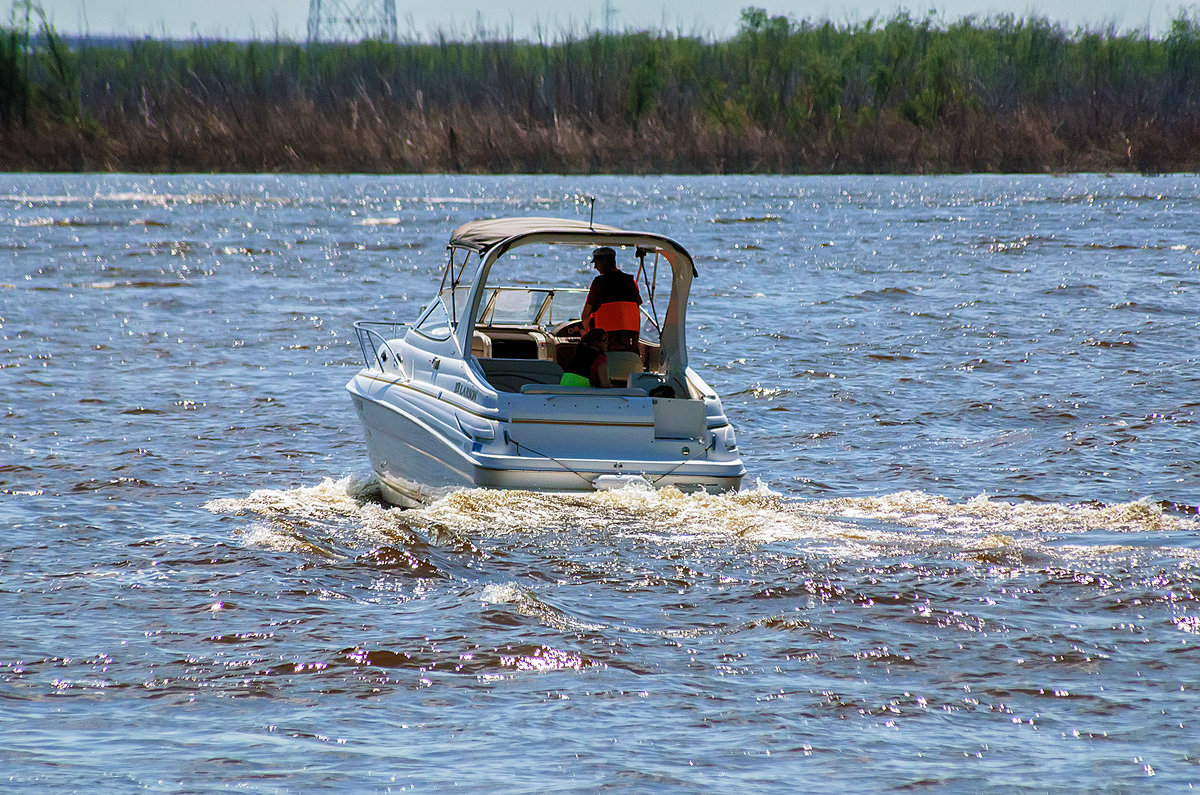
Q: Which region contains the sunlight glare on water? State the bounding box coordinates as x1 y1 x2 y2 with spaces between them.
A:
2 173 1199 789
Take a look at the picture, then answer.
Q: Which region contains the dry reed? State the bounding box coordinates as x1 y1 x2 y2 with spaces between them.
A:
3 8 1200 173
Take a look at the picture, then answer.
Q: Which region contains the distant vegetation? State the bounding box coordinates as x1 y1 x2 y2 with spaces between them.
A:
3 3 1200 173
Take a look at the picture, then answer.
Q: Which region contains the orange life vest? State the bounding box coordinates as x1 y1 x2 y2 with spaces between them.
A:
590 300 641 333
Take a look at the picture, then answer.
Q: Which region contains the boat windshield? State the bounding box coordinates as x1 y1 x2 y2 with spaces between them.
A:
478 287 586 327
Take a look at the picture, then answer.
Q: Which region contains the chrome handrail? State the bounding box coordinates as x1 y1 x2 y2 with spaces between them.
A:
353 321 409 371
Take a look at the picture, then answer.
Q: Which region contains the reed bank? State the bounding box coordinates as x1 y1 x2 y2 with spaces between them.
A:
3 7 1200 174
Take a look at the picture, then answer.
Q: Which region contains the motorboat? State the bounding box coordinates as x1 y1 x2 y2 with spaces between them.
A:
346 216 745 507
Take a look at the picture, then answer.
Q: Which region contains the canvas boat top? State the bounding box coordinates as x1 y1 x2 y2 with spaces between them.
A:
448 216 694 268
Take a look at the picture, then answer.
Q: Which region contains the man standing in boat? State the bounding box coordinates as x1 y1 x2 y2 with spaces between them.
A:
580 246 642 353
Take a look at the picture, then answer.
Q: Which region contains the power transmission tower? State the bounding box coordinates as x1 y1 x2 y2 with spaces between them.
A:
603 1 618 31
307 0 398 43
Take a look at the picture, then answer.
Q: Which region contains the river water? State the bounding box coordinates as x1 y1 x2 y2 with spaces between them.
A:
2 173 1198 790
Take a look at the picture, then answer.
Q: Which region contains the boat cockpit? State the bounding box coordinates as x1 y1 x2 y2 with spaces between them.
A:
465 286 664 390
418 219 686 397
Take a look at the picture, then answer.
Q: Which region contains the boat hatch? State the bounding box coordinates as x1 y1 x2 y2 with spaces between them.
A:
653 398 706 440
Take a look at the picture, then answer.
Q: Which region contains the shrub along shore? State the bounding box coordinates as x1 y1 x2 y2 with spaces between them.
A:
3 7 1200 174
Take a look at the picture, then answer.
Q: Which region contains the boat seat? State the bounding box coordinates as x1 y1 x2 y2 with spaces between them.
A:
471 331 492 358
606 351 644 386
477 357 563 393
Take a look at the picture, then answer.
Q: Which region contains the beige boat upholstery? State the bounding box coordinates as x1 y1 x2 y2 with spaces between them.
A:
605 351 644 386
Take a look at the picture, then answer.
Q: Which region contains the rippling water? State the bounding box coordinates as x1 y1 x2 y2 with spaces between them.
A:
3 174 1198 790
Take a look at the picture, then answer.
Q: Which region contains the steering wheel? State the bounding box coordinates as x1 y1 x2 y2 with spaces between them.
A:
551 320 584 338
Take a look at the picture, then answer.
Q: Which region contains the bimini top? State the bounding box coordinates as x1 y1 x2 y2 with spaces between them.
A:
448 216 691 263
449 217 623 252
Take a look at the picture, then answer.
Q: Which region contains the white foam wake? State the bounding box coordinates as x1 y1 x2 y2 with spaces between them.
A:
206 476 1199 561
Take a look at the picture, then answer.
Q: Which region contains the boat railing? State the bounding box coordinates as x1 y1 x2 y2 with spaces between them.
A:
353 321 409 371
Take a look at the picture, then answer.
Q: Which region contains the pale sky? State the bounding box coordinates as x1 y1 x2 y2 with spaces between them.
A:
30 0 1189 40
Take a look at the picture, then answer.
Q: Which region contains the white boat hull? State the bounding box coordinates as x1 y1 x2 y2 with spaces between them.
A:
346 216 747 507
349 377 744 507
350 392 477 506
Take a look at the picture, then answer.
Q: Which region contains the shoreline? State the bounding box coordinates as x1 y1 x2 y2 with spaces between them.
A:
2 111 1185 175
4 11 1199 175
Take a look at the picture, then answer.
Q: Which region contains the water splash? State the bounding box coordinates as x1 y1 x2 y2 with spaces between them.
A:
795 490 1197 534
206 476 1200 567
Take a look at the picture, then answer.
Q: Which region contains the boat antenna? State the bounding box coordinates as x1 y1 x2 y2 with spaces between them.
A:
577 194 596 229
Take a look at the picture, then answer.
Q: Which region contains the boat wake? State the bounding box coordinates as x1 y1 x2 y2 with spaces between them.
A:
205 476 1200 566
